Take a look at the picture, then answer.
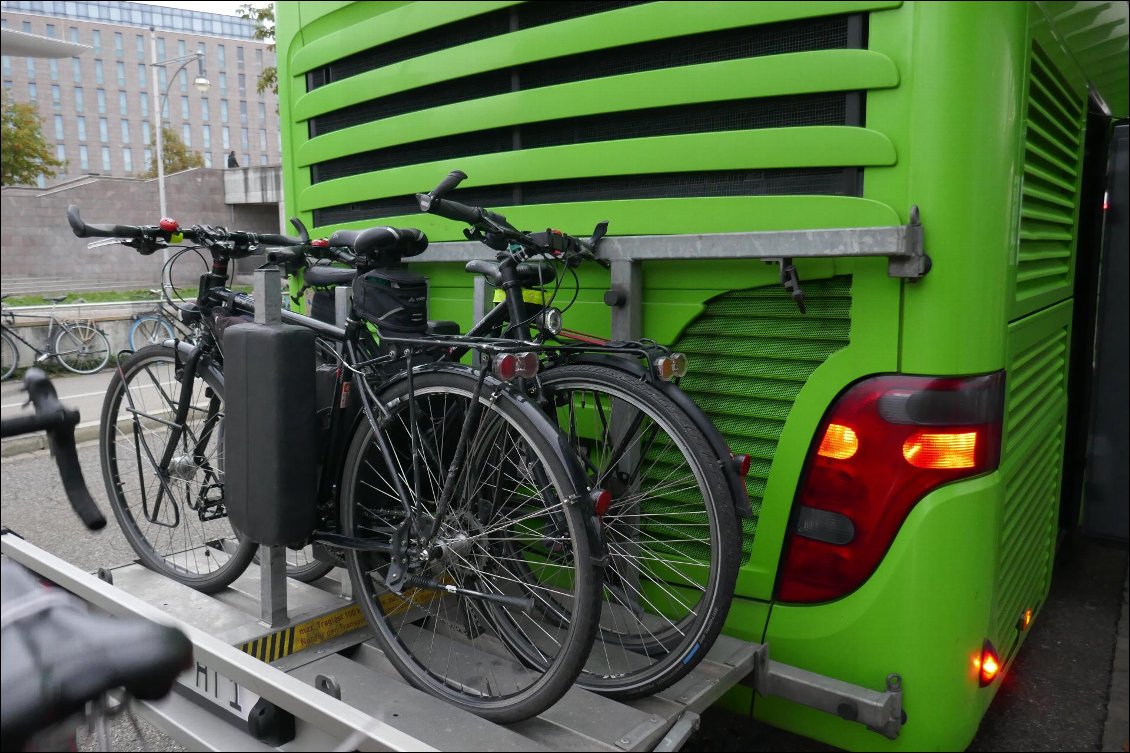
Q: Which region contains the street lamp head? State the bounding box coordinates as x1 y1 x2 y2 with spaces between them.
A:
194 76 211 93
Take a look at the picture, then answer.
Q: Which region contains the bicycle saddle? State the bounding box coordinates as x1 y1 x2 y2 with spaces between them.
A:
0 561 192 750
328 226 428 262
304 265 358 287
465 259 558 288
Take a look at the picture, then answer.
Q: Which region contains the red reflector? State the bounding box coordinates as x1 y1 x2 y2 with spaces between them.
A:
311 238 329 247
902 431 977 468
593 489 612 517
818 423 859 460
977 640 1001 686
733 454 752 477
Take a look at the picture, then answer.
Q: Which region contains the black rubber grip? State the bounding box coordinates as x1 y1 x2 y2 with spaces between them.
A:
67 205 142 239
430 197 482 225
266 246 305 265
430 170 467 199
257 232 303 246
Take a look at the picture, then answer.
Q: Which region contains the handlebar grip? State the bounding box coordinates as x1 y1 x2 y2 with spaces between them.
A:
427 196 482 225
67 205 143 239
257 232 303 246
266 246 305 265
430 170 467 200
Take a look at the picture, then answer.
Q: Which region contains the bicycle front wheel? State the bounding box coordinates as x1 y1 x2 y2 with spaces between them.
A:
341 368 601 723
1 331 17 380
54 322 110 374
99 344 256 592
538 364 741 699
129 315 176 351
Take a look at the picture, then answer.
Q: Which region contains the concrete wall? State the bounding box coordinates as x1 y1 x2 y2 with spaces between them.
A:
1 167 279 289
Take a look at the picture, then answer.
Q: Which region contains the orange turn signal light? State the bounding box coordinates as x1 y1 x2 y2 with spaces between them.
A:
975 640 1001 686
818 423 859 460
902 431 977 469
1018 608 1033 631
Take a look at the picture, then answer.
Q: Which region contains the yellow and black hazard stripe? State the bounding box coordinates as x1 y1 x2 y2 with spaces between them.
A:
239 604 367 663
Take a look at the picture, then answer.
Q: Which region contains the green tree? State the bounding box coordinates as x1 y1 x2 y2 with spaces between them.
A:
237 3 277 96
140 126 204 178
1 92 64 186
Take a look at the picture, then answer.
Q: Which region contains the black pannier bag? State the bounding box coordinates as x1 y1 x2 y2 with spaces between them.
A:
352 268 428 337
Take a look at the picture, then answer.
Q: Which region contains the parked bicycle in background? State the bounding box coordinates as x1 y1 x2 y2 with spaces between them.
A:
1 293 111 380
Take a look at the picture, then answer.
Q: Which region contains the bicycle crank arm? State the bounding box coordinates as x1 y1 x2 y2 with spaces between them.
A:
406 576 536 612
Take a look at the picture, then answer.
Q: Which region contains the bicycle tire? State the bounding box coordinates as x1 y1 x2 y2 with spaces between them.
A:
54 322 110 374
341 367 601 722
1 331 17 380
535 364 742 699
99 344 256 593
129 315 176 351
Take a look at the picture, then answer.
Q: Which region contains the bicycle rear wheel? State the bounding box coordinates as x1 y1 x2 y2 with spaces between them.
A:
341 368 601 723
129 315 176 351
55 322 110 374
537 364 741 699
99 344 256 592
1 331 17 380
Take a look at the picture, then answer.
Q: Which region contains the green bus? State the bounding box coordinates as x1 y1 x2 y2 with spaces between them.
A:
273 2 1128 749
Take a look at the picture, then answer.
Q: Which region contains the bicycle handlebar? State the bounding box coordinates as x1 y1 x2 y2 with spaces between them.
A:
0 369 105 531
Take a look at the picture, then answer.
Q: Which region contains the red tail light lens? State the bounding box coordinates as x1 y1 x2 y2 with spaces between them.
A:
777 373 1004 603
976 640 1001 686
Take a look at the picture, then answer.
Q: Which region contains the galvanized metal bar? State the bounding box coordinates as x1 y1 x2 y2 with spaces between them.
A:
252 267 282 325
472 276 490 368
609 260 642 342
334 284 351 355
259 544 288 626
762 660 904 740
412 221 930 279
652 712 700 753
1 533 437 752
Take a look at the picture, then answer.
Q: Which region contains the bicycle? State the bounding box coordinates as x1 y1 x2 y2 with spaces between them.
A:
68 206 605 722
1 293 111 379
273 171 749 699
127 287 181 351
0 369 192 752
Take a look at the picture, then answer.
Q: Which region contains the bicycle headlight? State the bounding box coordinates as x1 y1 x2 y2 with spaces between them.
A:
538 308 563 336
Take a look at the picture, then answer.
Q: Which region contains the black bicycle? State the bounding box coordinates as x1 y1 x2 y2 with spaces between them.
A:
68 207 604 722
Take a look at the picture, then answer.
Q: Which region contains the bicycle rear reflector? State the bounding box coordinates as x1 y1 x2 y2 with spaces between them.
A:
777 373 1004 603
654 353 688 381
732 454 752 477
493 352 539 381
590 488 613 517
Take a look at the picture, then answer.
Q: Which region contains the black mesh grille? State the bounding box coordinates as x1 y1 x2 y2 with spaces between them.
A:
309 15 855 137
312 93 850 184
312 168 854 227
306 1 650 91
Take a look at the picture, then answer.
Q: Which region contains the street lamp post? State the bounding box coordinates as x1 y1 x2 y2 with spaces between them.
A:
148 27 210 235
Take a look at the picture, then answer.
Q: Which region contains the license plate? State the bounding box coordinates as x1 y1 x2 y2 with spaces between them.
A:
180 662 261 721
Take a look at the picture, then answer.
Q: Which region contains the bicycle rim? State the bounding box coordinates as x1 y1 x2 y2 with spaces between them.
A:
131 317 176 350
99 344 255 592
342 370 600 722
55 323 110 374
538 365 741 698
1 333 16 380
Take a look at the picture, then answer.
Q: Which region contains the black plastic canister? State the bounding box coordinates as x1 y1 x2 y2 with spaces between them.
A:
223 322 318 546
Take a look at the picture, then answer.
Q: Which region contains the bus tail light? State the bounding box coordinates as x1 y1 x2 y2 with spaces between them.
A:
976 640 1001 686
776 373 1004 604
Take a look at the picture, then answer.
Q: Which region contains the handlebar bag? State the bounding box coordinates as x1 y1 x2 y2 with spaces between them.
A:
352 268 428 337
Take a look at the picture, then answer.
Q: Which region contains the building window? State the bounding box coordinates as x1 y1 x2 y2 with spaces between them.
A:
136 34 144 61
54 115 64 140
220 99 228 123
70 27 80 44
139 93 148 118
239 100 247 125
238 74 245 98
198 41 206 56
260 154 267 166
142 121 151 145
75 87 84 112
72 57 81 83
259 128 266 151
256 48 263 68
158 67 166 91
178 40 186 57
96 89 106 114
28 82 37 101
242 153 250 167
55 143 65 165
182 123 191 146
99 118 108 142
114 32 124 58
218 72 226 95
101 146 111 172
257 101 265 122
22 21 30 32
77 116 86 141
92 30 101 53
49 59 58 81
201 98 209 121
138 63 147 89
222 126 230 150
80 145 89 170
123 147 132 173
121 120 130 144
94 60 103 85
51 84 61 107
116 61 125 86
156 37 165 62
2 56 10 77
217 45 225 67
46 23 56 37
144 148 152 171
119 91 128 116
36 174 46 189
240 127 249 151
26 58 35 78
202 125 210 149
203 151 212 168
181 95 189 120
180 69 188 93
237 47 244 68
